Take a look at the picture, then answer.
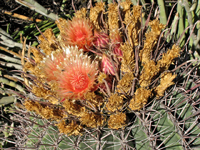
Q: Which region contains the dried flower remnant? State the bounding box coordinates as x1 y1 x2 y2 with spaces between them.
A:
23 49 43 78
75 7 87 19
139 60 159 87
31 84 59 104
37 28 59 56
117 72 134 93
140 45 180 87
157 44 181 70
63 99 85 117
24 61 36 74
108 2 120 41
40 106 65 121
129 88 152 111
97 72 107 84
84 92 104 108
108 112 127 129
56 18 94 51
155 72 176 97
30 79 60 105
80 111 104 128
56 120 83 136
140 19 165 64
90 2 105 29
29 47 44 64
106 93 124 112
24 100 64 120
120 0 132 14
122 3 142 46
24 100 41 114
120 43 135 72
58 46 98 100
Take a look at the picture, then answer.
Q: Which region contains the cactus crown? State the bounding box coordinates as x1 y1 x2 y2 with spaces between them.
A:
23 0 180 135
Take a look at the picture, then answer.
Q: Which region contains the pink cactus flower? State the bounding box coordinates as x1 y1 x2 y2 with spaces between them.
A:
57 46 98 100
42 51 66 81
61 18 94 51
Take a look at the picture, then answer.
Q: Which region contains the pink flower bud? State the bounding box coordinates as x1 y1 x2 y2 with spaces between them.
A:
101 54 116 75
93 31 109 49
111 32 123 57
113 45 123 57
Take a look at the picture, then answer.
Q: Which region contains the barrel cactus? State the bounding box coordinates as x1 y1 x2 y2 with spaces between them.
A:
2 0 200 149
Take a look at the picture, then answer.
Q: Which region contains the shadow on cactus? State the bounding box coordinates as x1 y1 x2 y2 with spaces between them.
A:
11 1 200 150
